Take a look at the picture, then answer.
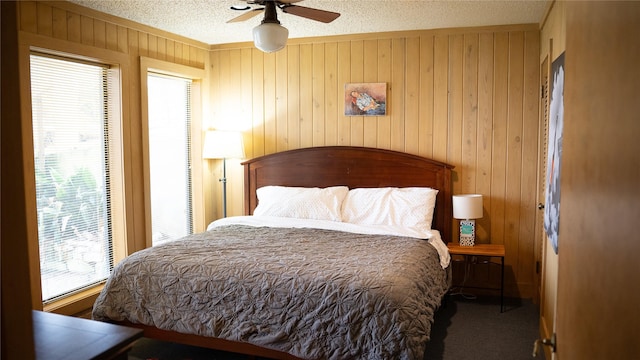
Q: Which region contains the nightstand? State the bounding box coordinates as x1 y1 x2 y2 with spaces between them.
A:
447 242 506 312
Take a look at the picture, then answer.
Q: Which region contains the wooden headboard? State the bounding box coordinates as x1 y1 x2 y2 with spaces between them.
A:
242 146 455 242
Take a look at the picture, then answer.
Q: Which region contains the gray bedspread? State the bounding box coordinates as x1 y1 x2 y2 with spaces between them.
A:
92 225 450 360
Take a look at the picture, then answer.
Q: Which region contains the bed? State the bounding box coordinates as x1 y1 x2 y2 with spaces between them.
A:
92 146 454 360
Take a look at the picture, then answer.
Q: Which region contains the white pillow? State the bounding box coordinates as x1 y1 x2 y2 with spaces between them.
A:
254 186 349 222
341 187 439 231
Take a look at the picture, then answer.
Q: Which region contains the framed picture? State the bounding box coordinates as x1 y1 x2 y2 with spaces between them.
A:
344 83 387 116
543 52 565 254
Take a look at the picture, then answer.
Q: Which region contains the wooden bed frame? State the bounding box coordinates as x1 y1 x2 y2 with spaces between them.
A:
119 146 454 359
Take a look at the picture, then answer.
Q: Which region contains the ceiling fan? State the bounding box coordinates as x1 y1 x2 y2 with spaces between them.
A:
228 0 341 53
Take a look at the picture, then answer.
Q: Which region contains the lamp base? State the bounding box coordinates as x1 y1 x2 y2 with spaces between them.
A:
459 219 476 246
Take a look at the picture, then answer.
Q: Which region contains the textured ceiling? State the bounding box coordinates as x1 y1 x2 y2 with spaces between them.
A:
68 0 547 46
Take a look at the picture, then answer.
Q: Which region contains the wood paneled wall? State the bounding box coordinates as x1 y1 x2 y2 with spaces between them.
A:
210 25 541 297
16 1 541 299
16 1 211 311
18 1 207 68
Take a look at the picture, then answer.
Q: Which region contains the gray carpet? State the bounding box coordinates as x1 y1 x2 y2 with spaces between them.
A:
423 295 543 359
128 296 541 360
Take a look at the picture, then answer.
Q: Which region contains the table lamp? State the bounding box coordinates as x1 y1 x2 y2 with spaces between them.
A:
453 194 483 246
202 130 245 217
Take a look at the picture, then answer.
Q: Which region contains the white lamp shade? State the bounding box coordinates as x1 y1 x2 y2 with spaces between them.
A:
253 22 288 53
202 130 245 159
453 194 483 219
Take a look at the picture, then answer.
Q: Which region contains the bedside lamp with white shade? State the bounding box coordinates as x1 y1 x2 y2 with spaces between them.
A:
202 130 245 218
453 194 483 246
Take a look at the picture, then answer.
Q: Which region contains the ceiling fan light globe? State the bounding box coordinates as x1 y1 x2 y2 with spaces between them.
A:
253 23 288 53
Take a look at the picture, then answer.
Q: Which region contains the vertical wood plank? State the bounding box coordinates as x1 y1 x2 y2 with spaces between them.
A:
240 47 254 136
350 40 364 146
287 45 301 149
125 29 144 252
36 2 53 37
67 11 81 43
491 32 509 246
461 33 479 193
476 32 494 240
196 48 205 69
390 38 406 152
117 26 128 53
148 34 157 59
105 22 118 51
93 19 106 49
449 34 464 198
276 48 289 151
263 52 277 154
418 35 434 159
404 37 421 155
182 44 191 66
189 46 198 67
215 50 231 130
209 50 221 129
505 31 525 275
174 42 183 64
518 29 541 292
376 39 392 149
324 42 338 146
138 32 148 57
157 37 167 61
362 39 378 148
336 41 351 145
166 39 175 63
251 49 265 157
19 1 38 33
228 49 243 127
80 16 93 46
299 44 313 148
312 43 325 146
51 7 67 41
432 35 449 163
127 29 138 59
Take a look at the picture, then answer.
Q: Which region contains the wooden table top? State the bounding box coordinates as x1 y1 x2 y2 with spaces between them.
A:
447 242 505 257
33 310 143 360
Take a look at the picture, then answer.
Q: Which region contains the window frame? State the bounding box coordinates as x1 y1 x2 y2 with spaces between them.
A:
19 38 130 314
29 52 115 303
139 57 206 248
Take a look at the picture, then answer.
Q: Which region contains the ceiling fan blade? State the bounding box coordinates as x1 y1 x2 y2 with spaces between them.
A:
227 8 264 23
280 4 340 23
245 0 302 5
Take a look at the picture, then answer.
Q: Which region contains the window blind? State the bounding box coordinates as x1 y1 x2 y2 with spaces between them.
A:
30 54 113 302
147 73 193 246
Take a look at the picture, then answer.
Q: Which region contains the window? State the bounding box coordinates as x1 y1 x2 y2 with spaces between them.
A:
30 54 115 302
147 73 193 246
